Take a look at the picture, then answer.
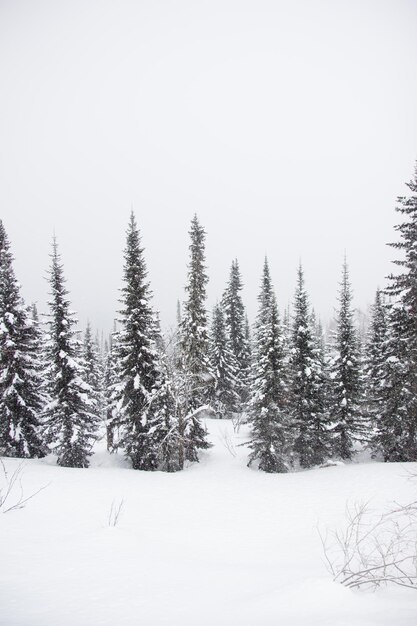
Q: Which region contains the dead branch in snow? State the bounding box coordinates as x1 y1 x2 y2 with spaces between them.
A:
108 498 124 527
218 426 237 457
0 458 49 514
319 500 417 590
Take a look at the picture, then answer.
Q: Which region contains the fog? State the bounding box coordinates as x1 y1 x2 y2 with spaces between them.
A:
1 0 416 334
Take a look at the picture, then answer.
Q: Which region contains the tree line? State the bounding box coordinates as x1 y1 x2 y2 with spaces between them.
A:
1 163 417 472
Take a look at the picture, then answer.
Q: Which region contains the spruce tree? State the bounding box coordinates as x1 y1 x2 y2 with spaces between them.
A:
147 367 183 473
365 289 389 455
222 259 250 405
82 322 102 417
43 239 98 467
113 213 163 470
209 303 239 418
179 215 212 461
103 328 120 451
378 164 417 461
0 221 45 458
328 260 364 460
243 314 252 373
289 265 329 467
247 259 290 472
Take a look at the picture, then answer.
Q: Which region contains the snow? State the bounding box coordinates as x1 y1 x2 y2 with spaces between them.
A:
1 419 417 626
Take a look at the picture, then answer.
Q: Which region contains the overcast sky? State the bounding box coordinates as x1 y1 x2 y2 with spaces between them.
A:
1 0 416 335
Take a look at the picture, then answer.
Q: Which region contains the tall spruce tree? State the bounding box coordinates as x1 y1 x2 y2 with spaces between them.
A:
222 259 249 406
243 315 252 367
82 322 102 418
365 289 389 455
43 239 98 467
209 303 239 417
289 265 329 467
113 213 163 470
247 259 290 472
103 328 120 451
328 259 364 459
378 164 417 461
0 221 45 458
179 214 212 461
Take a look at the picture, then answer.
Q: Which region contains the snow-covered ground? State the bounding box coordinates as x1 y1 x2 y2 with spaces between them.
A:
1 419 417 626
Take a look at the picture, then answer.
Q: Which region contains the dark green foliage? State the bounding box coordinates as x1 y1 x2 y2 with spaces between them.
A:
289 265 329 467
209 303 239 417
328 260 364 460
222 260 250 406
378 165 417 461
247 259 290 473
178 215 212 460
103 330 120 452
83 322 102 417
364 289 389 455
0 221 45 458
147 373 184 472
43 239 98 467
114 213 163 470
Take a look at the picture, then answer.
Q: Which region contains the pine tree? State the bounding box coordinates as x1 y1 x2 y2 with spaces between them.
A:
328 259 364 460
178 215 212 461
113 213 163 470
83 322 102 416
147 365 183 473
209 303 239 418
289 265 329 467
30 304 44 355
247 259 290 472
365 289 388 455
102 327 121 452
378 164 417 461
43 239 98 467
0 221 45 458
222 259 250 405
243 314 252 373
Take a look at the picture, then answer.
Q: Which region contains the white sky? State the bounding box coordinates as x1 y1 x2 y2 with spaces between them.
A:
1 0 416 334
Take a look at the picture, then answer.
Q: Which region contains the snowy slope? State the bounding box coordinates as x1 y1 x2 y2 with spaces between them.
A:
1 419 417 626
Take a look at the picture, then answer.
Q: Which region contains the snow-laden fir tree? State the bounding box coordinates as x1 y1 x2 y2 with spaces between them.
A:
221 259 250 406
328 259 364 460
145 363 184 473
209 303 239 418
94 329 107 421
378 164 417 461
311 310 326 359
247 259 290 472
112 213 164 470
0 221 45 458
30 303 44 355
82 322 102 421
103 328 120 451
43 239 98 467
364 289 389 455
282 304 292 356
178 214 212 461
289 265 329 468
243 314 252 373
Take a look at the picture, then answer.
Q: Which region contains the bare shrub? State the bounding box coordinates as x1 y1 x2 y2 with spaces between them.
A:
231 412 246 434
319 500 417 590
218 426 237 457
108 498 124 526
0 458 49 514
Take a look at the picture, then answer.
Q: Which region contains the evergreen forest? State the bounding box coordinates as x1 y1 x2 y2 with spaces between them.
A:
1 164 417 472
